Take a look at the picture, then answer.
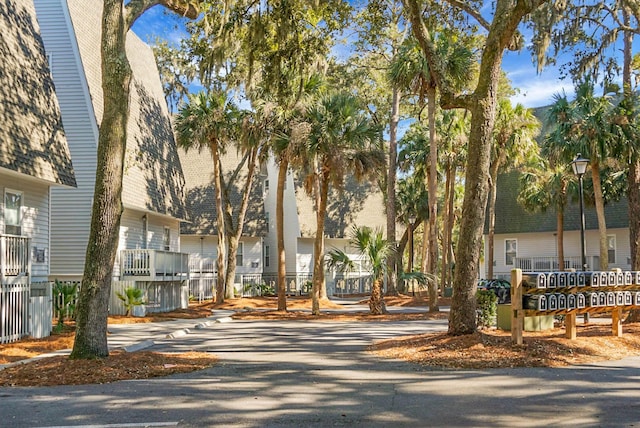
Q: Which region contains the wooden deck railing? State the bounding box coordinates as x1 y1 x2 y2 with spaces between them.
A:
120 249 189 281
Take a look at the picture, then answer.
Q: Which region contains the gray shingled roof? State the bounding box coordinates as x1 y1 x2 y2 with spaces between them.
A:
66 0 187 220
0 0 76 187
488 170 630 235
179 147 268 237
295 174 387 238
488 104 630 235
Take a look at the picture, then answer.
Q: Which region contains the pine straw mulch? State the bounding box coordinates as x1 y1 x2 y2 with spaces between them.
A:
0 351 217 387
2 295 640 387
371 322 640 369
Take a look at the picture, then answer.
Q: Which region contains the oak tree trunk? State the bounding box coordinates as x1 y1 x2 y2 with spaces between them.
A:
70 0 130 359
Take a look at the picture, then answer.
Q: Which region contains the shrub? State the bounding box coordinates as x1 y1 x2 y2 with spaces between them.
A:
53 279 77 327
476 289 498 329
116 287 145 317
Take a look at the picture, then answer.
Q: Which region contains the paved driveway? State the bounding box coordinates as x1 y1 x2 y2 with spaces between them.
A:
1 315 640 427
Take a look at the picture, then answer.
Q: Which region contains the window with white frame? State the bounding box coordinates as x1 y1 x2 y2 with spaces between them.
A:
4 190 22 235
236 242 244 266
163 227 170 251
607 235 616 264
505 239 517 266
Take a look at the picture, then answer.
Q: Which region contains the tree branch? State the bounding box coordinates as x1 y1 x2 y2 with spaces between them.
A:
446 0 492 31
402 0 468 109
124 0 200 30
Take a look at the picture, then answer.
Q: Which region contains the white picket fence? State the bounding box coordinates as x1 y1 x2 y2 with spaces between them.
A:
0 281 52 344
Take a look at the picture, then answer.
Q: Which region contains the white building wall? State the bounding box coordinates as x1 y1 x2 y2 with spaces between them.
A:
181 236 218 259
488 228 632 279
262 157 301 274
34 0 98 279
296 238 314 274
181 235 262 275
119 209 181 252
0 172 51 282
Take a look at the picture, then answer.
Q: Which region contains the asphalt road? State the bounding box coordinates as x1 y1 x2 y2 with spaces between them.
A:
1 311 640 427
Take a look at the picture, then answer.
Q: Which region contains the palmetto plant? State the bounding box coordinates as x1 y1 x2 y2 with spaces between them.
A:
53 279 77 327
326 226 391 315
116 287 146 317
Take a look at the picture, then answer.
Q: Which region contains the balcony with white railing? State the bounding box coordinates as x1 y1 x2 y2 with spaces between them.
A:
120 249 189 282
0 234 31 283
513 256 586 272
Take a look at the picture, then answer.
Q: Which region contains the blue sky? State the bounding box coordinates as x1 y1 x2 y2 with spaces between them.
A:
131 6 631 110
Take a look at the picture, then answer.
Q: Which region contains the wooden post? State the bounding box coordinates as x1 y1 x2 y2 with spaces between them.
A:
565 312 577 340
612 307 623 337
511 269 523 345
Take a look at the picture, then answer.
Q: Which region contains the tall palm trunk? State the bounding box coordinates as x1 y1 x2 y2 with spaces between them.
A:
590 160 608 270
556 207 565 270
224 148 259 298
441 160 453 290
386 86 400 296
426 85 439 311
277 159 288 311
487 156 503 279
71 0 129 359
211 143 226 303
620 7 640 322
369 278 385 315
622 5 640 270
311 175 330 315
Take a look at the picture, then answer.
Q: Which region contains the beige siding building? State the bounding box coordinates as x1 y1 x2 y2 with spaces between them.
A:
0 0 76 284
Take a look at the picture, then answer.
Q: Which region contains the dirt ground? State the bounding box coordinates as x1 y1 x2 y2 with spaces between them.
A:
1 294 640 387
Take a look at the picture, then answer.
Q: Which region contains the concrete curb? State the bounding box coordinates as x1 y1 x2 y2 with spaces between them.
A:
124 339 155 352
166 328 190 339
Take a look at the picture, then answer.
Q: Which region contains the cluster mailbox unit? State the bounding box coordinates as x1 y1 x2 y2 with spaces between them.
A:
510 269 640 344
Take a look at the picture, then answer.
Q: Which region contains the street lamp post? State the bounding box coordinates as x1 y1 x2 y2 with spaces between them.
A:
571 153 590 272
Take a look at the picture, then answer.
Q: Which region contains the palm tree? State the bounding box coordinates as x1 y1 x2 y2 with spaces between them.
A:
390 35 473 309
174 90 241 303
221 104 271 299
438 110 468 294
487 100 540 278
517 154 571 271
268 75 324 312
301 91 385 315
326 226 392 315
546 82 615 270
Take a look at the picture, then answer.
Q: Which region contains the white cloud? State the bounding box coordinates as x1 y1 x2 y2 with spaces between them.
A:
508 72 575 108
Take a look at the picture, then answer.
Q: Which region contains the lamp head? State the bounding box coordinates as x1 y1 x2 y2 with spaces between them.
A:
571 153 590 176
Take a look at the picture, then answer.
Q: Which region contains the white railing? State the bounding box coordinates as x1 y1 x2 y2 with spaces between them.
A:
189 256 216 274
0 282 30 343
120 249 189 281
0 234 31 282
514 256 585 272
